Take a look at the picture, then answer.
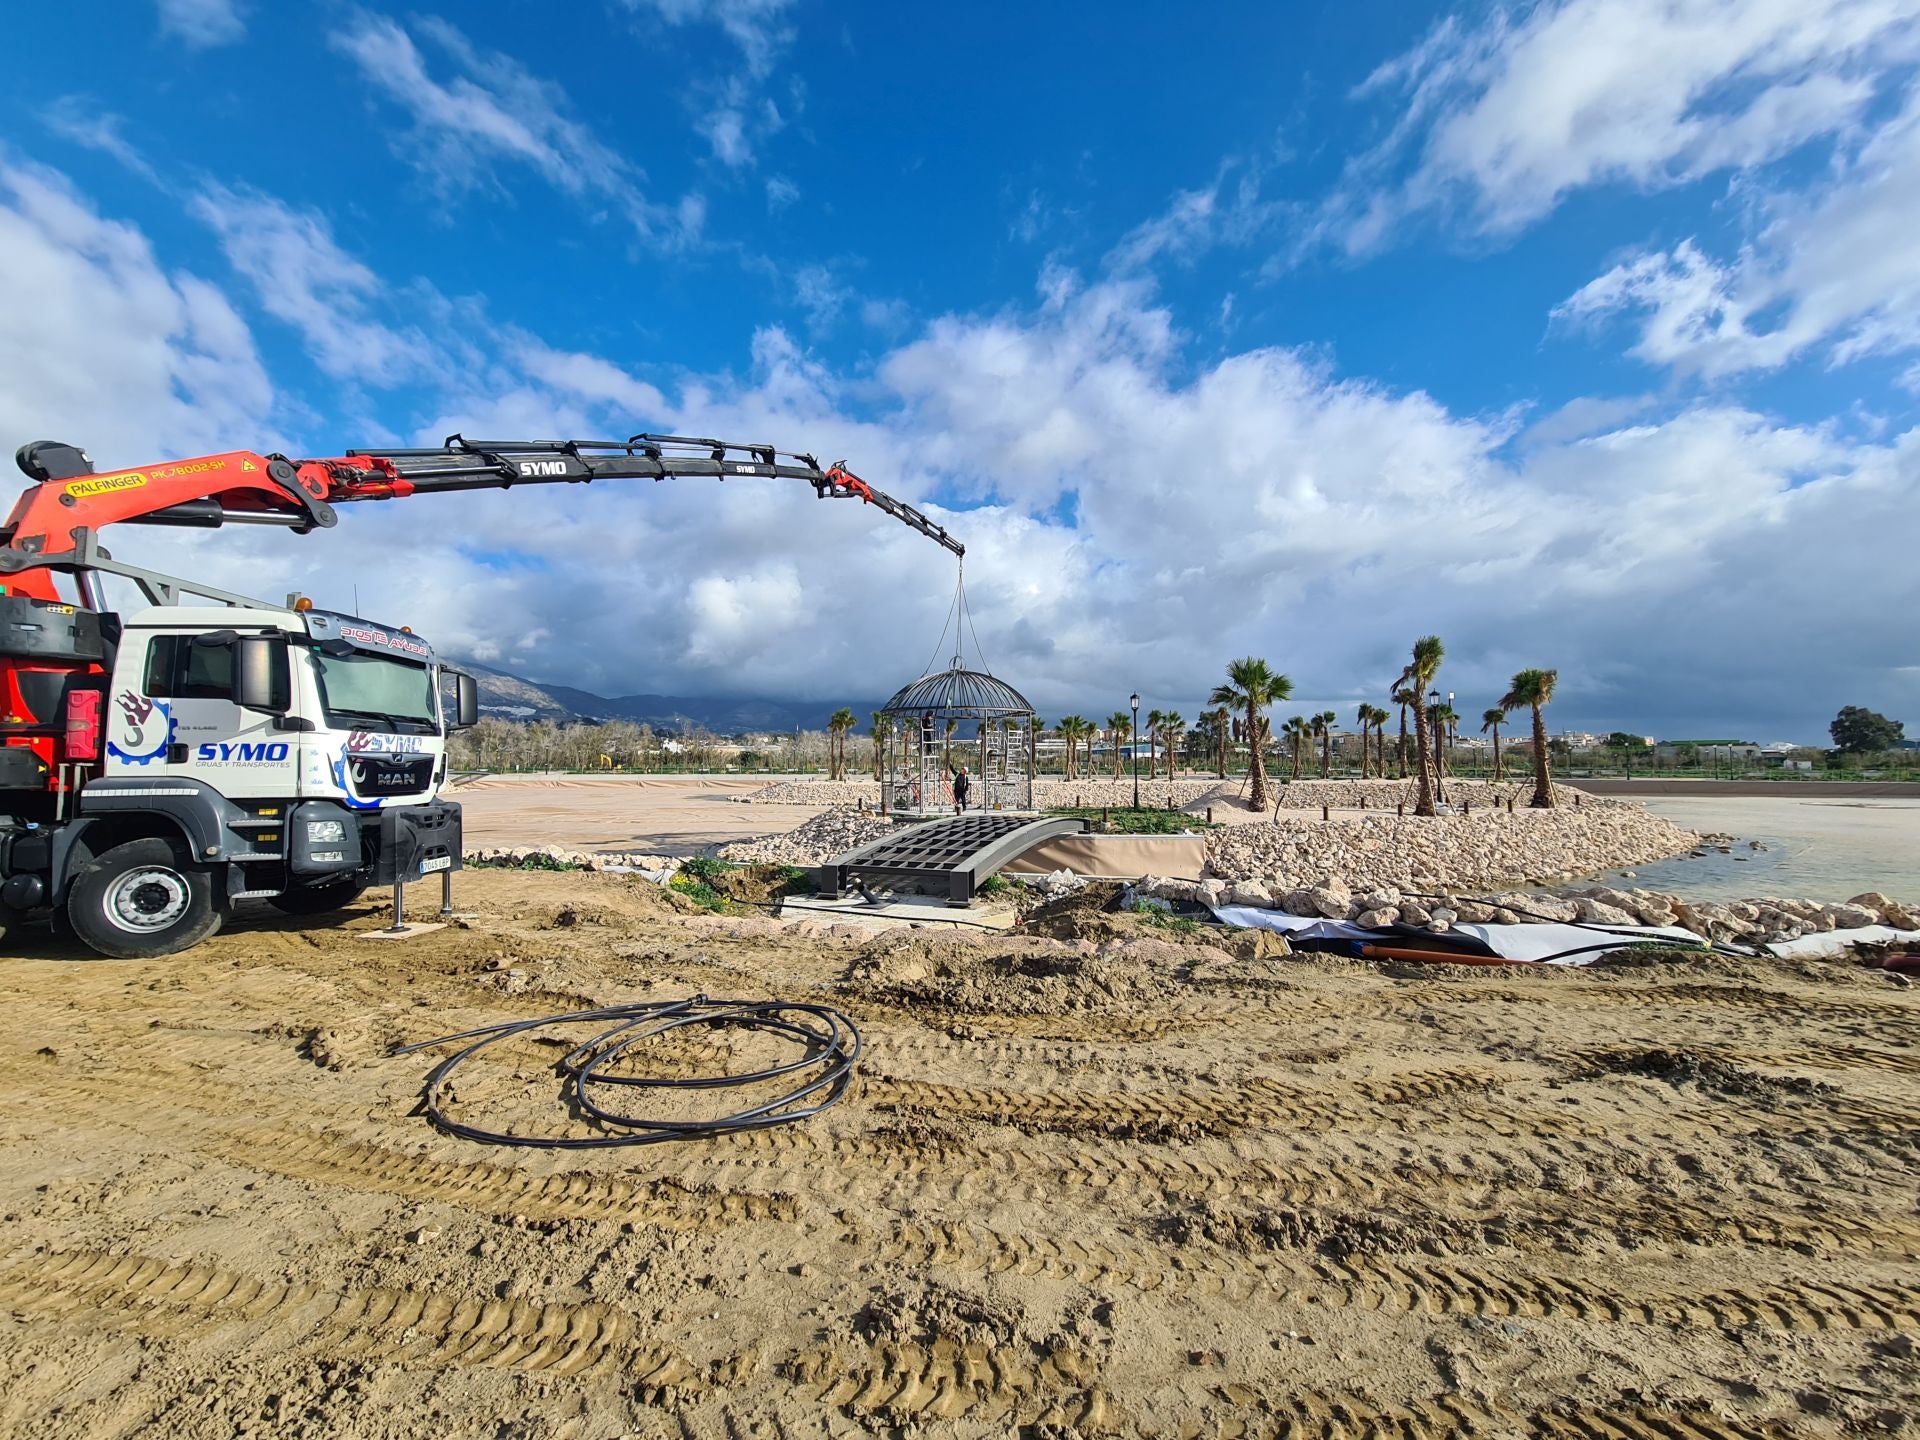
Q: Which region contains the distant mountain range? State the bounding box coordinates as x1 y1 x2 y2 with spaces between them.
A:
462 660 883 736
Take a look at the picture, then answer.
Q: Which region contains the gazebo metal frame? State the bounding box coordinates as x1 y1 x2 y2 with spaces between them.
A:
879 658 1037 815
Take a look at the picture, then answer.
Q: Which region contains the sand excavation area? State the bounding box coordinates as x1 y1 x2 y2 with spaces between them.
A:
2 868 1918 1438
453 776 836 859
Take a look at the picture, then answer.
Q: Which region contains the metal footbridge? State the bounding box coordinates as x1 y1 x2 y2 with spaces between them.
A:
815 813 1089 907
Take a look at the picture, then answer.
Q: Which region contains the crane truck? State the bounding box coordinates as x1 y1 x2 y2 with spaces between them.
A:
0 434 963 958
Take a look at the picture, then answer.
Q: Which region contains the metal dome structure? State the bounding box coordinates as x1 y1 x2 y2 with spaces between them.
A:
881 665 1034 719
880 656 1037 815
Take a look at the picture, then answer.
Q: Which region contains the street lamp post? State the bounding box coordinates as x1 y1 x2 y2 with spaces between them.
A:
1428 689 1447 804
1130 692 1141 810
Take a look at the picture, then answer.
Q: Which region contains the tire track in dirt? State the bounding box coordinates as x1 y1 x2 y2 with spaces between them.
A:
17 1060 1911 1263
855 1215 1920 1327
862 1067 1522 1138
1440 980 1920 1026
1697 1042 1920 1075
823 1137 1920 1258
217 1129 800 1230
779 1337 1116 1427
0 1249 692 1382
112 1103 1920 1263
1191 1386 1793 1440
839 998 1201 1042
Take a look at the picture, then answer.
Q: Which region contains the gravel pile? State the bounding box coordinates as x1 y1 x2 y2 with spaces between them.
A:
718 808 903 865
1203 804 1700 895
1269 778 1617 810
746 778 883 806
745 776 1224 808
1036 778 1222 809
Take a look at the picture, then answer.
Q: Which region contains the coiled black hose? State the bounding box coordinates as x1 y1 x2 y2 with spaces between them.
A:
391 995 861 1149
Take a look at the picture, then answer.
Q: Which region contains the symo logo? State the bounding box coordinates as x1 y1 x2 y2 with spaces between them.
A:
196 741 291 764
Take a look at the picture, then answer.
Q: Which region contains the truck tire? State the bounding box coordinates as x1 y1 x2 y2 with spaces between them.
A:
67 837 224 959
268 879 366 916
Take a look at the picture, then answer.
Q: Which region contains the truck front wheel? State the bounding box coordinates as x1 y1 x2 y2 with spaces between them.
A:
68 837 224 959
269 879 366 916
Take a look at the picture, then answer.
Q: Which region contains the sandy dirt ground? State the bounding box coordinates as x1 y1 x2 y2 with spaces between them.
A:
454 776 834 857
2 869 1917 1439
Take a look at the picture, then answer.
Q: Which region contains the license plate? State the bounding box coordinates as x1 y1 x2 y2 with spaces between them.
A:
419 855 452 874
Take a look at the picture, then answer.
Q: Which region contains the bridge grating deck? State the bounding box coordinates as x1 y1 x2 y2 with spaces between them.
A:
814 814 1091 907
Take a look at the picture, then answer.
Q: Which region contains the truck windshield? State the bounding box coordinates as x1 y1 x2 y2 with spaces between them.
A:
311 651 439 734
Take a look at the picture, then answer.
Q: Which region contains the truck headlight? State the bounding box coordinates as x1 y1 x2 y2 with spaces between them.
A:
305 818 347 844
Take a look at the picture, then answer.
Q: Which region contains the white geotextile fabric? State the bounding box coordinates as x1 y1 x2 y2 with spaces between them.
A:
1210 906 1704 965
1210 906 1920 965
1767 925 1920 958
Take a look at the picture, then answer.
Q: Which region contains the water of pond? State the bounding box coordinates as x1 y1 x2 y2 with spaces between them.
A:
1588 795 1920 902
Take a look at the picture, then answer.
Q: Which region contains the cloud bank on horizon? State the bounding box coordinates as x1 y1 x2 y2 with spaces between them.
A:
2 0 1916 742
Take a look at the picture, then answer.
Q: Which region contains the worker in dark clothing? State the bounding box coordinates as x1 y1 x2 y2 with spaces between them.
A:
951 764 971 814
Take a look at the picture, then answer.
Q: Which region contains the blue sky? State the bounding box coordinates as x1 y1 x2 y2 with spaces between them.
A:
3 0 1919 741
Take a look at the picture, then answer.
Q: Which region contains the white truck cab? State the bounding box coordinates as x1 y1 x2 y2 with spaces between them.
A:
1 594 476 957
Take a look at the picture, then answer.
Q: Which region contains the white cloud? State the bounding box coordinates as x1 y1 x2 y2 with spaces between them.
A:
328 13 712 249
44 100 161 186
190 184 435 385
621 3 797 166
765 175 800 211
1106 166 1278 274
9 158 1915 737
0 160 271 463
624 0 797 78
330 12 629 197
515 345 668 419
792 265 851 332
1557 88 1920 377
156 0 245 49
1320 0 1920 252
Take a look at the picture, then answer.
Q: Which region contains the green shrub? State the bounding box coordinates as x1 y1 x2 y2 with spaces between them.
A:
1127 897 1200 936
677 855 738 883
466 853 582 871
668 872 728 911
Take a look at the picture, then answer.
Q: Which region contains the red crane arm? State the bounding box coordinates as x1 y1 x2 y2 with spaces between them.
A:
0 433 962 601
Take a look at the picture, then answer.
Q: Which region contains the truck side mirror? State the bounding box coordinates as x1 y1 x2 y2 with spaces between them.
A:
232 636 289 713
454 671 479 729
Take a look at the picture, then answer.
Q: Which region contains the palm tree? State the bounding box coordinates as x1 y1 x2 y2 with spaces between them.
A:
1144 709 1165 779
1398 636 1445 816
1354 704 1373 779
1365 704 1391 780
1481 707 1508 781
943 717 958 772
1058 715 1091 780
827 707 856 780
1208 705 1231 778
1107 710 1131 778
868 711 892 781
1500 669 1560 807
1210 658 1291 812
1317 710 1337 777
1307 712 1326 779
1282 716 1311 781
1392 686 1413 779
1161 711 1185 777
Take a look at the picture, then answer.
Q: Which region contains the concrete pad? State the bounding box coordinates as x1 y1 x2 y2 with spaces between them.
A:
357 922 448 941
783 893 1018 932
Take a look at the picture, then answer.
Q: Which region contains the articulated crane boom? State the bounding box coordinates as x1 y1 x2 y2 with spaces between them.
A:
3 434 961 601
0 433 960 960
